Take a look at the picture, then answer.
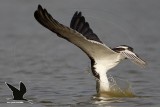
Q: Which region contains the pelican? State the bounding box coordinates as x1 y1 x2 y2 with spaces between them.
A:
34 5 146 96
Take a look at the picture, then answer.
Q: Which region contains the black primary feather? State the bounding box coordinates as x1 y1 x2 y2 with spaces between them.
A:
70 11 103 43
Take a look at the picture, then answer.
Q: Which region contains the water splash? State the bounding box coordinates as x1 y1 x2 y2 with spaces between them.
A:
95 75 136 98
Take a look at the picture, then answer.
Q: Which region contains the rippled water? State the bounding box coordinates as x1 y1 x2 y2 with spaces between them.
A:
0 0 160 107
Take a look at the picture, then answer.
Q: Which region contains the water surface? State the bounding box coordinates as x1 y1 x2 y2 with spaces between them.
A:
0 0 160 106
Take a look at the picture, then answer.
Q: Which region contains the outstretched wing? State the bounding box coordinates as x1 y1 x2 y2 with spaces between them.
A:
5 82 19 92
34 5 116 61
5 82 21 99
70 11 103 43
20 82 26 95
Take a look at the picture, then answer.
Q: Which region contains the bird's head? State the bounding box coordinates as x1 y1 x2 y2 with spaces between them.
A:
113 45 134 52
112 45 146 67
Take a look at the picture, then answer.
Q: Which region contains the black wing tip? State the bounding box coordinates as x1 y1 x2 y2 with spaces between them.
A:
34 4 50 27
20 81 27 93
70 11 103 43
74 11 82 15
34 4 43 16
5 82 13 88
72 11 82 20
35 4 43 13
5 82 18 93
5 81 26 91
70 11 86 29
20 81 25 87
34 4 47 19
70 11 82 24
5 82 13 90
34 4 54 23
38 4 42 9
78 11 82 16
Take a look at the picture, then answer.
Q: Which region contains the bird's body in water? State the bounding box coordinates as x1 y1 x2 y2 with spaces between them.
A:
5 82 27 100
34 5 146 97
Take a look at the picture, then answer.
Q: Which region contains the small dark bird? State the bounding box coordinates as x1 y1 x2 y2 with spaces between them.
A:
5 82 27 100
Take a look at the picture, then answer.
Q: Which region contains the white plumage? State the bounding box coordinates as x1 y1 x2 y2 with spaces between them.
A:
34 5 146 96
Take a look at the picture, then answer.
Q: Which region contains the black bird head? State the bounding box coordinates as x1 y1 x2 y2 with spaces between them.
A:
5 81 27 100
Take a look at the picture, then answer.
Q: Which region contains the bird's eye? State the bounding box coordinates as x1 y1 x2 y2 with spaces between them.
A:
128 47 133 51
